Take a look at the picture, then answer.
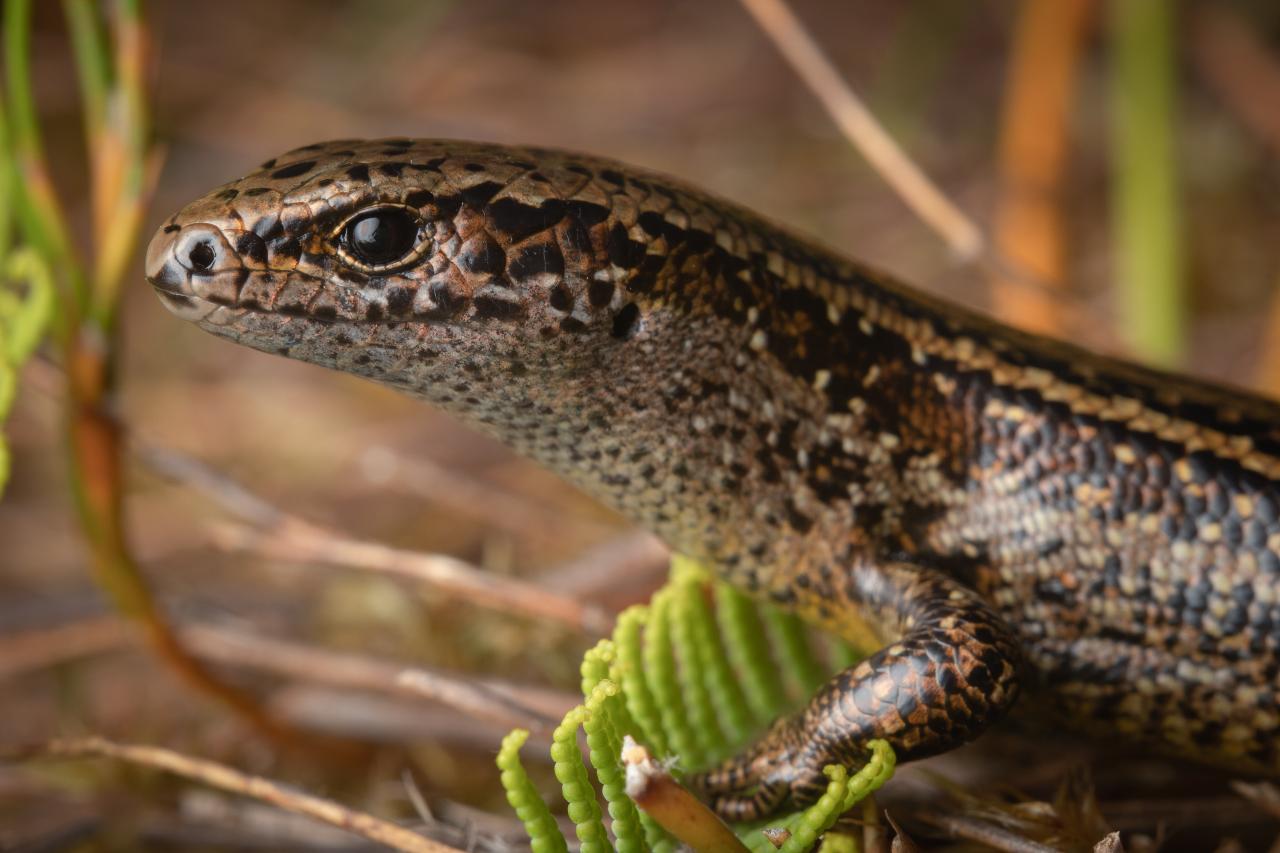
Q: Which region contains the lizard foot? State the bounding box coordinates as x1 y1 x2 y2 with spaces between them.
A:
688 714 839 821
690 560 1024 822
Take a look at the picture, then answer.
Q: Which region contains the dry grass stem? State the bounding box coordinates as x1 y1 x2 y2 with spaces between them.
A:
0 615 133 681
1189 36 1275 418
862 795 888 853
182 623 575 735
27 357 616 637
212 518 613 636
1190 5 1280 160
1232 781 1280 822
0 610 571 738
12 736 459 853
925 813 1061 853
361 447 615 542
135 431 614 634
734 0 983 260
540 530 669 600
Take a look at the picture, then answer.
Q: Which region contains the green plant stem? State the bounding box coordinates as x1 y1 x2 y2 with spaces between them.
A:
64 334 288 740
1111 0 1183 366
62 0 112 141
3 0 86 311
93 0 153 324
1 0 285 743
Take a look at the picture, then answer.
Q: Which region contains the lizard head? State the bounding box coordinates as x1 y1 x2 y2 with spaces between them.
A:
145 138 855 579
145 139 665 405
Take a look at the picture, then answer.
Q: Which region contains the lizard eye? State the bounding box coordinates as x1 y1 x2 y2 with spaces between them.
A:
337 206 423 271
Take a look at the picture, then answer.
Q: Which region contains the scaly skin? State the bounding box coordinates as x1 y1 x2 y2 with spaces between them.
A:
146 139 1280 818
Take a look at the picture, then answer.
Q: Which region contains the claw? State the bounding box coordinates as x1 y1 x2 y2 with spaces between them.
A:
688 715 832 820
709 779 788 823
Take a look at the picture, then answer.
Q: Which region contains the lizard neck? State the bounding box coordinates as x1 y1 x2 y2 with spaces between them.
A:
381 245 967 608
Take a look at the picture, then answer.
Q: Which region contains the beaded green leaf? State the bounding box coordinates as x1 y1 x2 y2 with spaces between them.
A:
0 249 53 496
496 558 893 852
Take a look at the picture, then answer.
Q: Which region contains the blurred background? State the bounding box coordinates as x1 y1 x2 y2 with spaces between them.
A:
3 0 1280 849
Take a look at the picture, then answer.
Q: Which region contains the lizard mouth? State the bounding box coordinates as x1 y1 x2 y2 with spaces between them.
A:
147 272 226 323
151 288 251 327
146 270 437 331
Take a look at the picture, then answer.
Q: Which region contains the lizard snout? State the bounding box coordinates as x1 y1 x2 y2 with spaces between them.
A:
145 222 244 316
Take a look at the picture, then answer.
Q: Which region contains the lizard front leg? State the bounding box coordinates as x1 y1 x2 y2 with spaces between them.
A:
691 560 1024 821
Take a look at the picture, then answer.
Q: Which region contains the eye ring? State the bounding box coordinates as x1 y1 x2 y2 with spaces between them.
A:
333 204 427 273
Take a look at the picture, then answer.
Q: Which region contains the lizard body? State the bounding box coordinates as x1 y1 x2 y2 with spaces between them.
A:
146 139 1280 817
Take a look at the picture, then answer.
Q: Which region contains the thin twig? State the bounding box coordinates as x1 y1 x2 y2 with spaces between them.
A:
1230 781 1280 822
10 736 460 853
27 359 619 637
0 614 133 680
139 431 611 634
924 813 1060 853
0 610 572 737
209 517 614 636
539 530 669 601
9 5 285 741
1189 4 1280 160
64 338 292 743
735 0 983 260
134 440 286 525
359 445 614 542
181 623 575 735
135 407 613 635
1188 6 1280 395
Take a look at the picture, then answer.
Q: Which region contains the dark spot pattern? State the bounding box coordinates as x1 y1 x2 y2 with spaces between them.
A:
271 160 315 179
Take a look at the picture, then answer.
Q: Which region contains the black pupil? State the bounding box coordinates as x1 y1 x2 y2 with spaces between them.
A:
189 241 215 271
345 209 417 266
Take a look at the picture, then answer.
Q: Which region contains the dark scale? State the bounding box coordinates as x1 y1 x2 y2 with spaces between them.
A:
147 138 1280 822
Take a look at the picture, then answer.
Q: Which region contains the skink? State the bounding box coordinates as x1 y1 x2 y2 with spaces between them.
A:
145 139 1280 819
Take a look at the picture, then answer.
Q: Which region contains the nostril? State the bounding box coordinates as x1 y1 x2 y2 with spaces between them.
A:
188 240 216 272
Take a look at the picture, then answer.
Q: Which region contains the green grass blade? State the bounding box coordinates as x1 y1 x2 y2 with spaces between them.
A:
62 0 112 141
2 0 86 309
1110 0 1183 366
